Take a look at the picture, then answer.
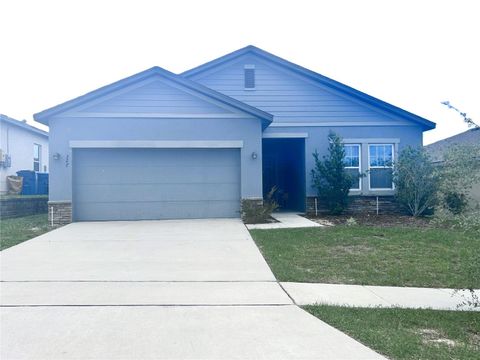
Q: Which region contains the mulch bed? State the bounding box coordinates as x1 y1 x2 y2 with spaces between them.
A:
306 213 432 228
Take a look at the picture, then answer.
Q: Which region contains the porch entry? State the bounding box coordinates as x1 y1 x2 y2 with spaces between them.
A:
262 138 306 212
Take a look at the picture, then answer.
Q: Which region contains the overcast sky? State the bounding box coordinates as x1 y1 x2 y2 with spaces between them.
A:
1 0 478 144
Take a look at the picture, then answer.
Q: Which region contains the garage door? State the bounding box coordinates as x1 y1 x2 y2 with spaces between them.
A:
73 148 241 221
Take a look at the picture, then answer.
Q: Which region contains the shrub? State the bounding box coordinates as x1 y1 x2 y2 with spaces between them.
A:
241 187 279 224
311 132 352 215
432 207 480 234
393 146 439 217
345 217 358 226
444 191 468 214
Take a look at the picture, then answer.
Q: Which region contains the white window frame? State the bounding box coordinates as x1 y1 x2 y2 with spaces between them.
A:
344 144 361 191
33 143 41 172
368 143 394 191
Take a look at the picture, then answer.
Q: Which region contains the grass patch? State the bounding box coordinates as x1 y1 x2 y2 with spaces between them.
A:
250 226 479 288
0 214 51 250
303 305 480 360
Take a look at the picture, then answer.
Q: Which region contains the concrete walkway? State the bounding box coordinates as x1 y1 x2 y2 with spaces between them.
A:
1 219 384 359
282 282 480 311
247 212 321 230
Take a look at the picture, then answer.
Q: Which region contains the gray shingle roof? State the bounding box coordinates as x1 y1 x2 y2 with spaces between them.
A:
425 128 480 162
0 114 48 137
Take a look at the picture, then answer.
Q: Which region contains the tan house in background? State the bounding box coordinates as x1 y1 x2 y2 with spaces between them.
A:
425 128 480 208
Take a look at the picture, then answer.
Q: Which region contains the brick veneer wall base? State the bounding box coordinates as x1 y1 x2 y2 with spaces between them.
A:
48 201 72 226
306 196 404 216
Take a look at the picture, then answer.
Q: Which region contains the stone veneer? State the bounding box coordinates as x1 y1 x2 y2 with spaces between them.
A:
48 201 72 226
306 196 403 216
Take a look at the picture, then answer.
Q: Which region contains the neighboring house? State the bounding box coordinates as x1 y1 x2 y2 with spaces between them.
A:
0 114 49 193
425 128 480 207
34 46 435 224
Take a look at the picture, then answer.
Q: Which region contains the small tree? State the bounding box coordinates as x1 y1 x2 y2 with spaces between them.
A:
311 131 352 215
393 147 439 217
437 143 480 213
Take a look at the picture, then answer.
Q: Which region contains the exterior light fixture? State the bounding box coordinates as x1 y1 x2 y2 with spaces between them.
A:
52 153 61 160
251 152 258 160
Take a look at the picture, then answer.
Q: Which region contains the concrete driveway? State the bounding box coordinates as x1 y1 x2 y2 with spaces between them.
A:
1 219 383 359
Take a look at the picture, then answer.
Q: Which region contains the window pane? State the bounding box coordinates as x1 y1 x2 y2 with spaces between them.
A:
344 145 359 167
33 144 40 160
370 168 393 189
385 145 392 159
350 157 359 167
33 162 40 172
369 144 393 167
352 146 359 157
346 168 360 190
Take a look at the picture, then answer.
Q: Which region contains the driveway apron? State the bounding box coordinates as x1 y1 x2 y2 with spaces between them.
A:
1 219 383 359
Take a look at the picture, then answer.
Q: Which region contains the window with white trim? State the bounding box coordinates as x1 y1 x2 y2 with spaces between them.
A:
344 144 361 190
368 144 394 190
33 143 41 172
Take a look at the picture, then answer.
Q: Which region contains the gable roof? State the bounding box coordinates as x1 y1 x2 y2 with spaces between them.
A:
0 114 48 138
182 45 436 131
34 66 273 128
425 128 480 162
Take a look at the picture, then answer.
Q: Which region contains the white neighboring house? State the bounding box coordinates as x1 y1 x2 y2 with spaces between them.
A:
0 114 49 193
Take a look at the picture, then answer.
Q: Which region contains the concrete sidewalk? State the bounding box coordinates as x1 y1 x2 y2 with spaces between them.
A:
282 282 480 311
246 212 321 230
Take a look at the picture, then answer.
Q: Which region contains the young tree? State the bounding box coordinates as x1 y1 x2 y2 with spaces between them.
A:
393 146 439 217
311 131 352 215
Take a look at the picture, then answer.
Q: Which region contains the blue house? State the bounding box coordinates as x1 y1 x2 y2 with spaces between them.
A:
34 46 435 224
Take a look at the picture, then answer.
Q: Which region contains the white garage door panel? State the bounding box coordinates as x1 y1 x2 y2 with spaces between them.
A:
73 148 241 221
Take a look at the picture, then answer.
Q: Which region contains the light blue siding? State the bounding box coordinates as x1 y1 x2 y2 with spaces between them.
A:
188 52 426 197
79 78 237 115
73 148 240 221
189 54 406 124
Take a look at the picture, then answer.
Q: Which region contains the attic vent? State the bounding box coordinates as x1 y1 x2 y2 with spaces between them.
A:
244 65 255 89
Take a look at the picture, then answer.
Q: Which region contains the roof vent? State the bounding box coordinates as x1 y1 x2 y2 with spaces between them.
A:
244 65 255 89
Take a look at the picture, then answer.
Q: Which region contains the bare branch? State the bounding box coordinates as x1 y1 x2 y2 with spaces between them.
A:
441 101 479 128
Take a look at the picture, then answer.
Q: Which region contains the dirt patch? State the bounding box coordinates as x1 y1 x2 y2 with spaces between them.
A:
329 244 373 255
417 328 457 348
307 213 432 228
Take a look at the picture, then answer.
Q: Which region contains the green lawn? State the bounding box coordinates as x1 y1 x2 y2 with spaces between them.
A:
250 226 479 288
0 214 51 251
304 305 480 360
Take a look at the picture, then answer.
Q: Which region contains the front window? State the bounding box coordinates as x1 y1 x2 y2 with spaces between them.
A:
33 144 41 172
344 144 361 190
369 144 394 190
